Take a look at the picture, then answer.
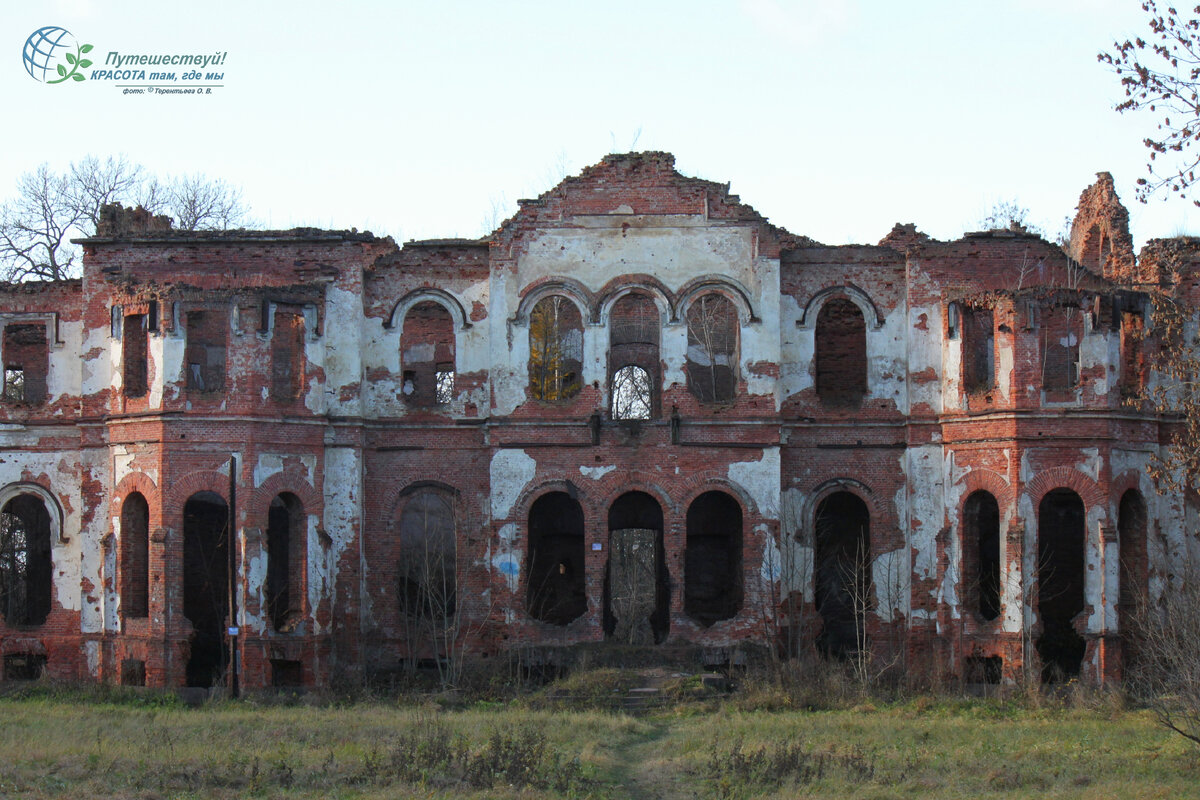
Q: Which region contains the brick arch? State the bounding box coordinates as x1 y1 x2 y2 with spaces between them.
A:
803 477 883 534
245 473 320 530
595 276 676 324
600 481 676 522
512 480 590 527
383 480 461 535
163 471 229 529
113 472 160 511
1110 470 1150 512
1022 467 1105 515
676 472 760 519
676 275 759 324
797 284 885 330
955 468 1015 516
514 277 595 324
385 288 472 332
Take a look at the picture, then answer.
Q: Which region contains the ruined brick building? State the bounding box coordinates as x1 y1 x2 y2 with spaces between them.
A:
0 152 1195 688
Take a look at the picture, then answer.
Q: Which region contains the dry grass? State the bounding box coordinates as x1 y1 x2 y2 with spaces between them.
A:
0 682 1197 799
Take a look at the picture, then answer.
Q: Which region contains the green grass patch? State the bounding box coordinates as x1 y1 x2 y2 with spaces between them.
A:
0 689 1197 799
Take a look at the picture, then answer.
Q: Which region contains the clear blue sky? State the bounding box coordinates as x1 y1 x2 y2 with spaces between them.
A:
4 0 1194 248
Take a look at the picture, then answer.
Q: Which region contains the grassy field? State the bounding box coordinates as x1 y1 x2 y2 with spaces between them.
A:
0 683 1197 799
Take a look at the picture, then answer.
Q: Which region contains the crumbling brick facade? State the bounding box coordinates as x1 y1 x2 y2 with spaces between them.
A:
0 152 1193 688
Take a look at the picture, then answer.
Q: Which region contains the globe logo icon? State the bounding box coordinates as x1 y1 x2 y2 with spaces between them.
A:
23 26 92 84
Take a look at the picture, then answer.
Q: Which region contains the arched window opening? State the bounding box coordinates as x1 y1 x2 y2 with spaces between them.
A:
121 492 150 619
183 491 229 687
1037 489 1086 682
963 491 1000 621
815 298 867 408
267 493 306 632
0 494 52 627
814 491 870 657
397 490 456 624
609 293 659 419
526 492 586 625
401 301 455 407
529 296 583 402
605 491 669 644
685 491 743 626
686 294 738 404
961 307 995 393
1118 489 1148 668
611 365 652 419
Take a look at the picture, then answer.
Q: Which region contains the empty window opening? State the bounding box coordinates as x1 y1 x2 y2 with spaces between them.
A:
2 324 48 404
122 314 148 398
609 293 660 419
182 491 229 688
120 658 146 686
1118 489 1148 669
961 307 995 393
271 309 305 402
526 492 587 626
611 365 652 420
964 655 1002 685
0 494 53 627
267 493 305 633
1041 304 1081 399
401 301 455 407
815 298 867 408
686 294 738 404
271 658 303 687
185 310 227 394
814 491 871 658
963 491 1001 621
1119 310 1146 399
685 491 743 627
3 653 46 681
397 490 457 625
1037 489 1086 682
605 491 669 644
120 492 150 619
528 295 583 402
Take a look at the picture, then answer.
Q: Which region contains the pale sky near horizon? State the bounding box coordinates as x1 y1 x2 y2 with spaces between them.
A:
4 0 1196 250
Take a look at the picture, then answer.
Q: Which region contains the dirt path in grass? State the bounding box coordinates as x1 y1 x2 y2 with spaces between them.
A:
609 718 696 800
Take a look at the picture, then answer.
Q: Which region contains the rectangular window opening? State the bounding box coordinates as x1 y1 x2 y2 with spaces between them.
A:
122 314 148 398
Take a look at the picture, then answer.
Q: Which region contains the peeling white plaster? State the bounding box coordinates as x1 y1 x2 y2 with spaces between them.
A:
1075 448 1101 483
873 548 909 623
579 465 616 481
727 448 780 519
253 452 317 488
490 450 536 520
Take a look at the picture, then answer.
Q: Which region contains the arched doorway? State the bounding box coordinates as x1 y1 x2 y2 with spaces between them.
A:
526 492 587 625
814 491 870 656
183 491 229 687
1037 489 1086 682
605 491 669 644
684 491 743 626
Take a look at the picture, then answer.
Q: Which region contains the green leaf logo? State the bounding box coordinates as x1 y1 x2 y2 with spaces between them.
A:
46 41 91 85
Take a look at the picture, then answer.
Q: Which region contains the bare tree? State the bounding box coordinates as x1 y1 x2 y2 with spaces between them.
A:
0 157 252 282
0 165 84 281
1133 560 1200 748
158 173 249 231
1100 2 1200 205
